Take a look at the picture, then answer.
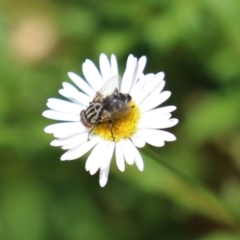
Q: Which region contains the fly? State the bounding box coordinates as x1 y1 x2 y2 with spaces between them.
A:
80 76 132 141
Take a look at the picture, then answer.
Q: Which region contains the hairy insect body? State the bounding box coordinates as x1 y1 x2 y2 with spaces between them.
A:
80 89 131 128
103 89 131 114
80 76 132 140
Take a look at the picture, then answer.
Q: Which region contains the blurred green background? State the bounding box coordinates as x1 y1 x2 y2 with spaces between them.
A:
1 0 240 239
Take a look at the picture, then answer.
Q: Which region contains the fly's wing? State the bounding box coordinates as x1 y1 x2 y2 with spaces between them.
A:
111 106 132 119
100 105 132 122
98 75 120 97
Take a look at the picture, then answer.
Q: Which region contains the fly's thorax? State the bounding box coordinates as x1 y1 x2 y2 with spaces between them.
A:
103 91 132 112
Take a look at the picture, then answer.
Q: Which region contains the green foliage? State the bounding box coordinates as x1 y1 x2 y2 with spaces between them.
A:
0 0 240 239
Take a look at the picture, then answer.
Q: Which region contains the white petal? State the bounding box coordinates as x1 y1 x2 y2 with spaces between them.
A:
100 141 115 170
99 166 110 187
148 106 177 114
137 129 177 146
111 54 118 76
62 82 92 107
100 54 112 82
139 91 171 113
138 117 178 129
137 129 165 147
82 60 103 92
50 132 88 147
42 110 80 121
44 122 82 134
60 136 100 161
58 89 81 105
130 74 145 99
53 123 86 138
68 72 95 97
121 54 137 93
85 140 108 174
139 128 176 142
61 132 90 149
140 106 177 123
138 112 172 128
119 139 134 165
155 130 177 141
47 98 83 114
128 141 144 171
151 80 165 96
85 141 114 175
115 143 125 172
135 73 164 105
145 73 155 81
130 134 145 148
138 72 165 102
132 56 147 86
141 108 172 121
54 126 87 138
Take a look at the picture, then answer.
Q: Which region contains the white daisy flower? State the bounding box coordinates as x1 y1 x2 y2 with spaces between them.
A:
42 54 178 187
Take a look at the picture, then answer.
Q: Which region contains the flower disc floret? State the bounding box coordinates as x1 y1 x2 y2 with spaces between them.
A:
93 102 140 142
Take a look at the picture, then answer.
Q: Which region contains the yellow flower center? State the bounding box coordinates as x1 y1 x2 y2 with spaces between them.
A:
93 101 140 142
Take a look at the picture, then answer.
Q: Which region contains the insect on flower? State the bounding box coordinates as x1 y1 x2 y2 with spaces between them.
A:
43 53 179 187
80 76 132 141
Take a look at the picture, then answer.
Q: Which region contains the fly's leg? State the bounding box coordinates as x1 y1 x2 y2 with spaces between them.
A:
108 120 115 142
87 121 115 141
87 123 99 141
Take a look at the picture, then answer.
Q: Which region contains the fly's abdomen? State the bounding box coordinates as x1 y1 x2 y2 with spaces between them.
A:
81 102 103 127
